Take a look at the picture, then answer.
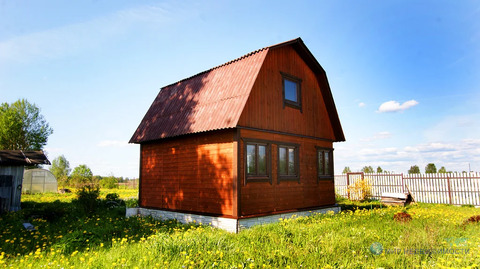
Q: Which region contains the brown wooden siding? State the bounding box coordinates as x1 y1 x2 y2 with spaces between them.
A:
140 130 235 216
238 46 335 140
239 129 335 217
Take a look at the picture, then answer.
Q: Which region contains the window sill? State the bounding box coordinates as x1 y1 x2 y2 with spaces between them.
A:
284 101 302 110
246 176 271 184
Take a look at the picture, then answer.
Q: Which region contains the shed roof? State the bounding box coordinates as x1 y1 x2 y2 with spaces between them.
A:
0 150 51 166
130 38 345 143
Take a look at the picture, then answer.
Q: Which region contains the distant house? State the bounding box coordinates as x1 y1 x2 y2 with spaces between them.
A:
0 150 50 213
130 38 345 232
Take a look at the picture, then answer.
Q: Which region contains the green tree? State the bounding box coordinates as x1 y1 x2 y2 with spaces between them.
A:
71 164 93 187
50 155 71 187
408 165 420 174
425 163 437 174
0 99 53 150
361 166 374 173
99 175 118 189
342 166 351 174
376 166 383 173
438 166 447 173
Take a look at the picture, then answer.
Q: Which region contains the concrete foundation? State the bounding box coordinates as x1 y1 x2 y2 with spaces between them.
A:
126 205 341 233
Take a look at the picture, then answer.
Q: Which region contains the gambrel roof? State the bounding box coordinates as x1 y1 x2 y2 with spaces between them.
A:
130 38 345 143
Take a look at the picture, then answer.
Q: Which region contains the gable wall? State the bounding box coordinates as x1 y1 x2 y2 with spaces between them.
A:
140 130 235 217
238 46 335 140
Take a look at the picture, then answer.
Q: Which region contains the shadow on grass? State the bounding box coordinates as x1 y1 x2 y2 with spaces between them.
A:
336 196 383 212
0 200 200 258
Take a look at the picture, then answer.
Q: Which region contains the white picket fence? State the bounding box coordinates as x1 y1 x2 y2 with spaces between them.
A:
334 172 480 206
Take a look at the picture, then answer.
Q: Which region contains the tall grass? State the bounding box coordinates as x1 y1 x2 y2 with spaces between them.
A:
20 188 138 203
1 193 479 268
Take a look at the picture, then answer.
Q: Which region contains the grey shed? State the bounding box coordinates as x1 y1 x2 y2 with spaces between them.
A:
0 150 50 213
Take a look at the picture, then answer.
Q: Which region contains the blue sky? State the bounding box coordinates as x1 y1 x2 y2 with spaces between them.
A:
1 0 479 177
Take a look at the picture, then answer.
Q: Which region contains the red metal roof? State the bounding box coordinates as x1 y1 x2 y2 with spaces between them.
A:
130 48 269 143
130 38 345 143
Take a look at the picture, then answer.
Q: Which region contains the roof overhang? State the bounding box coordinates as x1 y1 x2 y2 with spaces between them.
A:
0 150 51 166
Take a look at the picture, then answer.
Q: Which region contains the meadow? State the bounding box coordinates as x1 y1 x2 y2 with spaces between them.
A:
1 190 479 268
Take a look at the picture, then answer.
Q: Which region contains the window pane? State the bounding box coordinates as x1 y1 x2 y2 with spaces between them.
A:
288 148 295 175
246 145 256 174
284 79 297 102
325 151 330 175
318 151 324 175
278 147 287 175
258 145 266 175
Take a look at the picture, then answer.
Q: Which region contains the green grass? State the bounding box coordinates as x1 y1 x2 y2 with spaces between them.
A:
1 192 479 268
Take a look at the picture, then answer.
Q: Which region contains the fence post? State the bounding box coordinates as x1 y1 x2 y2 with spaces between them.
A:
401 173 405 193
346 173 350 200
447 175 452 205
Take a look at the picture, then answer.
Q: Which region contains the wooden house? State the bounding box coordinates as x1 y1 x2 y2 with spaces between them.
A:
0 150 50 213
130 38 345 231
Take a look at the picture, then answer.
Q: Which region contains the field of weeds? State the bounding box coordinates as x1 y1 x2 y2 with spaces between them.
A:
0 191 479 268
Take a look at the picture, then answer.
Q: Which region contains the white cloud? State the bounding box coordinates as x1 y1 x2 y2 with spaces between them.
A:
97 140 129 148
335 139 480 174
358 102 366 108
377 100 419 113
360 131 392 142
423 114 480 142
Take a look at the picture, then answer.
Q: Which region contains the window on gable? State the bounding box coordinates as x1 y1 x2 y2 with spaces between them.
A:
278 145 299 182
317 148 333 180
245 142 271 183
281 72 302 110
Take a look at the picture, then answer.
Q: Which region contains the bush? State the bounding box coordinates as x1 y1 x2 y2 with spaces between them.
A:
125 198 138 208
105 193 120 201
347 177 372 201
74 185 100 215
103 193 125 211
99 176 118 189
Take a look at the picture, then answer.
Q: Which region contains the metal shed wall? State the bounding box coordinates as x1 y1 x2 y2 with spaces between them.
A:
0 166 24 212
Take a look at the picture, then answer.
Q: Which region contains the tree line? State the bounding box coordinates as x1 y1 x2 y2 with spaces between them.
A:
343 163 463 174
1 99 134 188
50 155 134 189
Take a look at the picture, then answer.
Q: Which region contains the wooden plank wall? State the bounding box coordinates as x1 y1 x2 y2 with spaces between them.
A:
239 129 335 217
140 130 235 216
237 45 335 140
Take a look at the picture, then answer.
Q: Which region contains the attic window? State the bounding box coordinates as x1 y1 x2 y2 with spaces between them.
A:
281 72 302 110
